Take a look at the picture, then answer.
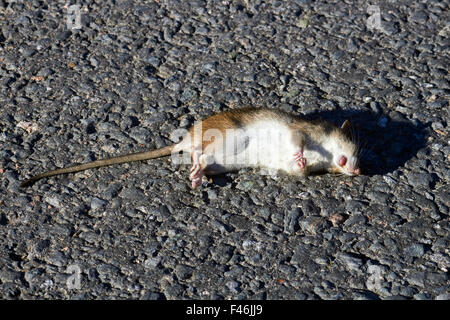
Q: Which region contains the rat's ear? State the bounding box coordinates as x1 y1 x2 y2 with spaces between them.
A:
340 120 351 135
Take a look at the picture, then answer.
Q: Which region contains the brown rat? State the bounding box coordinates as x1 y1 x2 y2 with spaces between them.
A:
19 107 360 189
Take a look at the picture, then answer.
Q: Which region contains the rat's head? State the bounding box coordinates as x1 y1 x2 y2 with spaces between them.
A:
328 120 361 176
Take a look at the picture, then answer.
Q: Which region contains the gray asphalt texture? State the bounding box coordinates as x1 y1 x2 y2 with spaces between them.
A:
0 0 449 300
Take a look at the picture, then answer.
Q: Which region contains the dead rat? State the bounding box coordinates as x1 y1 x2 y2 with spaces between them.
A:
19 107 360 189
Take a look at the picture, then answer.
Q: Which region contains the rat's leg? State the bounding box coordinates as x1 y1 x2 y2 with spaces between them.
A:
190 152 231 188
189 150 205 189
293 148 306 169
190 151 221 189
291 130 307 170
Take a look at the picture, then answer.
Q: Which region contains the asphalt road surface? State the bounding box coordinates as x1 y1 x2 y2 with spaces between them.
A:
0 0 448 299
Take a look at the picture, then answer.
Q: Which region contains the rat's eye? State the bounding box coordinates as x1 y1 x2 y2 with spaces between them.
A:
339 156 347 167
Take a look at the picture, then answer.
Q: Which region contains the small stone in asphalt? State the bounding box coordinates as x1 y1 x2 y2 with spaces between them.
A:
406 173 434 188
404 243 426 258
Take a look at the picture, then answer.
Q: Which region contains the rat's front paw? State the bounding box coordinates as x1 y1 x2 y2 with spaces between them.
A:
293 150 307 169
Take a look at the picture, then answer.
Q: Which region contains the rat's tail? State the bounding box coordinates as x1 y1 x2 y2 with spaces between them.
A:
19 145 175 188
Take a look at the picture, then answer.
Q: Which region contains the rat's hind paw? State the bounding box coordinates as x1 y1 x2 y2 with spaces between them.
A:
189 164 204 189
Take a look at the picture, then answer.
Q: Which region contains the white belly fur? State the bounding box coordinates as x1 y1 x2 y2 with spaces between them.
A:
203 120 296 173
200 119 333 175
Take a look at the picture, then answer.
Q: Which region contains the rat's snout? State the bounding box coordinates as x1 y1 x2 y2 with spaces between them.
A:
337 155 360 176
346 165 360 176
344 166 360 176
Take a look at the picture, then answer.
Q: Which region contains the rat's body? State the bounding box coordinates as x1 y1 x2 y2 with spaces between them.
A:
20 107 360 189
